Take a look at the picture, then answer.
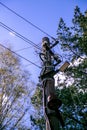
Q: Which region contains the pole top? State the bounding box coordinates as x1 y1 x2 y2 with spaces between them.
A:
42 37 49 43
42 37 50 47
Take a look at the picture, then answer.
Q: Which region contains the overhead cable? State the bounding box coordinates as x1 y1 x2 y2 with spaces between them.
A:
0 2 55 40
0 21 41 51
15 46 33 52
0 43 41 68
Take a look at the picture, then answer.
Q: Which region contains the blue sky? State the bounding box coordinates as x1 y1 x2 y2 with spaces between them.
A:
0 0 87 83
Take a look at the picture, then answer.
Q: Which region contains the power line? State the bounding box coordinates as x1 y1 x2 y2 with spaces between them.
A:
0 43 41 68
0 2 55 40
15 46 33 52
0 21 41 51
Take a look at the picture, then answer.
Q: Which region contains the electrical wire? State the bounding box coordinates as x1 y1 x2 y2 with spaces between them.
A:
0 43 41 68
0 2 55 40
15 46 33 52
1 1 85 127
0 21 41 51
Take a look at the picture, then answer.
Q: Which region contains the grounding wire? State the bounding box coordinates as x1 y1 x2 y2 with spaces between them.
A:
0 21 41 51
0 43 41 68
0 2 55 40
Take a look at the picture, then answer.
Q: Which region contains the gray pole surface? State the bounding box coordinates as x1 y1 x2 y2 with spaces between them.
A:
40 37 64 130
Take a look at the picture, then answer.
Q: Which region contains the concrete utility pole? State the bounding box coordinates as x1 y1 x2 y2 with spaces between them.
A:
40 37 65 130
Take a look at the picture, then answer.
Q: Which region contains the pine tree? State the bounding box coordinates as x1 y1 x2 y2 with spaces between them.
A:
56 6 87 129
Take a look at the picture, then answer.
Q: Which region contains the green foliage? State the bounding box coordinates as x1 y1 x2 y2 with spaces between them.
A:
31 84 43 110
56 6 87 129
31 84 45 130
57 6 87 58
30 115 45 130
31 6 87 130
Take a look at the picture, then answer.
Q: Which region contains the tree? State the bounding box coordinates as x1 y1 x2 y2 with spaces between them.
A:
57 6 87 58
56 6 87 129
31 84 45 130
31 6 87 130
0 46 31 130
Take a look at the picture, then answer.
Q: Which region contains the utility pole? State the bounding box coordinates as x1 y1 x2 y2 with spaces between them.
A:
39 37 66 130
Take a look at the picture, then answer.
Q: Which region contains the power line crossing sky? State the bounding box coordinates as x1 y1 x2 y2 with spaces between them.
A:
0 0 87 83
